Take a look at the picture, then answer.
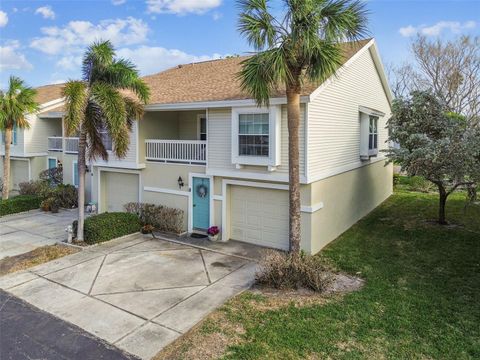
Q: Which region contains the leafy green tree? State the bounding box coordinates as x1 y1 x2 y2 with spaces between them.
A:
63 40 150 241
385 91 480 224
237 0 368 255
0 76 39 199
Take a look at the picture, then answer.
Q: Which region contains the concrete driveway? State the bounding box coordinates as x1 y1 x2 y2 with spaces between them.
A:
0 234 257 359
0 209 77 259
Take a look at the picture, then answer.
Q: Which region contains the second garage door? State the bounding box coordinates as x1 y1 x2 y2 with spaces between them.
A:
102 172 139 212
230 186 289 250
11 160 29 190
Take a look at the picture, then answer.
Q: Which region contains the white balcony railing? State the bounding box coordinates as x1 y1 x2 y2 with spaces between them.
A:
146 140 207 165
48 137 63 151
65 137 79 153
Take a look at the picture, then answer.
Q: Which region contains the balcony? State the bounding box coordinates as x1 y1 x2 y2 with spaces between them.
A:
65 137 79 154
48 137 63 151
146 140 207 165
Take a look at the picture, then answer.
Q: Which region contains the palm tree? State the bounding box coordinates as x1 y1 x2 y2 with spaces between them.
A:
237 0 368 256
0 76 39 199
63 40 150 241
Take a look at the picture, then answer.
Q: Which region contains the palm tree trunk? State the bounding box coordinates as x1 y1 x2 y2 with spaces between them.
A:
2 127 12 200
76 126 87 241
286 84 302 257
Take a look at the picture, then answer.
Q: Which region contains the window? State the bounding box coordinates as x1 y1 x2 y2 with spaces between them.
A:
73 162 79 187
199 117 207 140
368 116 378 150
238 113 269 157
100 130 113 151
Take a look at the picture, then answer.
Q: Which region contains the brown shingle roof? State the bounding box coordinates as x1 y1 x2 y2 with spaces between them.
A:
35 83 64 105
143 39 371 105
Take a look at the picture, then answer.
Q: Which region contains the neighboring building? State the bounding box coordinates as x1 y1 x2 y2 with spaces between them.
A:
1 39 393 254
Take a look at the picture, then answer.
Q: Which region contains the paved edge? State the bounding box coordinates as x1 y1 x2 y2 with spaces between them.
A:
0 289 139 360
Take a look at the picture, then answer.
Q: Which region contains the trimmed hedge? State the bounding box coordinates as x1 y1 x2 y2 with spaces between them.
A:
75 212 141 244
0 195 42 217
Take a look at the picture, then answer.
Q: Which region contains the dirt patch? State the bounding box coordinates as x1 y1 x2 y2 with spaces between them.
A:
0 245 79 276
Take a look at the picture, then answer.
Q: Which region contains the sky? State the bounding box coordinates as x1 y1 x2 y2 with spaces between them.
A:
0 0 479 89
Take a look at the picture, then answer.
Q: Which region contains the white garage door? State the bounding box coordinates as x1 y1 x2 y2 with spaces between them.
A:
103 172 139 212
11 160 29 190
230 186 289 250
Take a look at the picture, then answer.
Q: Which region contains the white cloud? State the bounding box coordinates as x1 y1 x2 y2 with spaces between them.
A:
212 11 222 21
30 17 149 55
117 46 222 75
399 20 477 37
35 6 55 20
0 41 33 70
56 55 82 71
112 0 126 5
0 10 8 27
146 0 221 14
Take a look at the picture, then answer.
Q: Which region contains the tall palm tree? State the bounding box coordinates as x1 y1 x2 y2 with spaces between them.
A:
63 40 150 241
238 0 368 256
0 76 39 199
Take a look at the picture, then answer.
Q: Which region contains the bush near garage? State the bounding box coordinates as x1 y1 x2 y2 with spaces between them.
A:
0 195 42 217
124 202 184 234
73 212 141 244
20 179 78 212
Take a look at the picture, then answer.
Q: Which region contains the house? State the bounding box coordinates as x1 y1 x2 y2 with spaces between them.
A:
0 84 85 194
1 38 393 254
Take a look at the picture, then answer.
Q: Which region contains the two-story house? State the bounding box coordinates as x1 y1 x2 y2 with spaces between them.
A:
2 38 393 254
89 38 393 254
0 84 84 194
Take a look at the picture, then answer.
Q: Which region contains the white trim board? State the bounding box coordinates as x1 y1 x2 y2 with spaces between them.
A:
144 186 190 197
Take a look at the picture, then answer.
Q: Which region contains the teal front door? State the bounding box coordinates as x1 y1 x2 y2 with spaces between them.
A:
48 158 56 169
192 177 210 230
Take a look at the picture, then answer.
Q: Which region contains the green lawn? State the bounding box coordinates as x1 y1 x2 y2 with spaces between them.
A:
217 190 480 359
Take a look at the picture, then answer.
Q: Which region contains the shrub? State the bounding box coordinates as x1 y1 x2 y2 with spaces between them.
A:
39 167 63 185
52 184 78 208
409 176 435 193
393 174 400 187
19 180 47 195
124 202 184 234
0 195 42 216
256 250 333 292
73 212 141 244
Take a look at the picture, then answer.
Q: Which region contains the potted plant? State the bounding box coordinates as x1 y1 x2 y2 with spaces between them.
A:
141 224 154 234
207 226 220 241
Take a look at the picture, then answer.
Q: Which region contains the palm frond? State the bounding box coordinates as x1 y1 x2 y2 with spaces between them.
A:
305 40 343 82
238 48 291 107
82 40 115 84
90 82 129 158
0 76 39 130
123 96 145 130
63 81 88 136
97 59 150 103
238 0 279 50
84 100 108 161
317 0 369 42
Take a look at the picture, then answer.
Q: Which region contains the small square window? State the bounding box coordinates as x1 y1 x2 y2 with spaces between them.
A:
238 113 269 157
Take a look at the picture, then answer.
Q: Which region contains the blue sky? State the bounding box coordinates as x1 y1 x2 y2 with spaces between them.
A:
0 0 479 88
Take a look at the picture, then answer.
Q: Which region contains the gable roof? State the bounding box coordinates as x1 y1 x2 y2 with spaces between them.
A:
34 84 65 105
143 39 372 105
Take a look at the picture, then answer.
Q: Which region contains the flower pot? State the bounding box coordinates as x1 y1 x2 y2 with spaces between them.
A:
208 234 219 242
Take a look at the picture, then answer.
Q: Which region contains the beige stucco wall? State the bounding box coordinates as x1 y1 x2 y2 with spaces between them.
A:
306 159 393 254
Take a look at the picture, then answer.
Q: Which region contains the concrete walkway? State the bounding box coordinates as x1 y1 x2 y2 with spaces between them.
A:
0 233 258 359
0 209 77 259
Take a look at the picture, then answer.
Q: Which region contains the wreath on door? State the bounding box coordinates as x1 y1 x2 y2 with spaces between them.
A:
196 184 208 198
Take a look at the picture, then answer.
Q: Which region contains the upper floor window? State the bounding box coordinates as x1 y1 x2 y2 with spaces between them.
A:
1 125 17 145
238 113 269 157
231 106 281 169
369 116 378 151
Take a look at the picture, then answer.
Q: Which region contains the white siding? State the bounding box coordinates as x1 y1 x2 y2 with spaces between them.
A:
24 115 62 154
307 48 391 180
93 122 139 167
207 106 306 178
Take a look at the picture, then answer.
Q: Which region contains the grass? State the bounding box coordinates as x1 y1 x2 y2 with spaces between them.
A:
156 189 480 360
0 245 79 276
